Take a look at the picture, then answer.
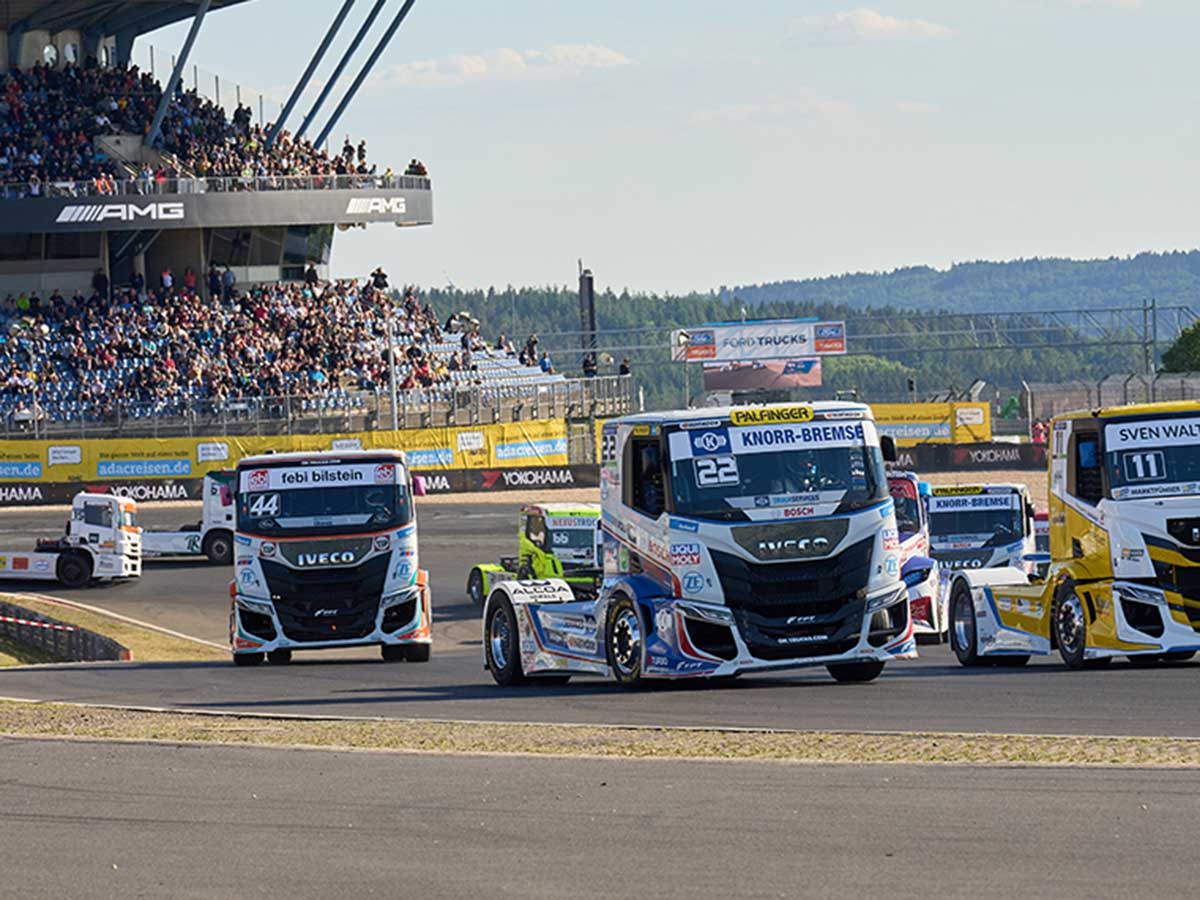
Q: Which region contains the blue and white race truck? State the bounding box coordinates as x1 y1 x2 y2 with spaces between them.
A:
482 402 915 686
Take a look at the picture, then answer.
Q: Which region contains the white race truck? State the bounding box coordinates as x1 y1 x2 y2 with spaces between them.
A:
229 450 431 666
482 402 916 686
0 492 142 587
141 471 236 564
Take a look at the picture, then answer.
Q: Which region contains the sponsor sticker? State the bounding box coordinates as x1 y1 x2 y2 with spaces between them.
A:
669 518 700 533
730 406 814 426
681 571 705 594
48 445 82 467
670 542 702 566
456 430 485 452
196 441 230 463
690 429 730 456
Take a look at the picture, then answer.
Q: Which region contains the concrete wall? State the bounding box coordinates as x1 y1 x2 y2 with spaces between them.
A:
0 259 98 298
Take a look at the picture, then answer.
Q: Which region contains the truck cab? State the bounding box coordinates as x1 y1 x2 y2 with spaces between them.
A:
947 401 1200 668
888 472 941 637
467 504 602 604
14 492 143 587
228 450 431 666
142 471 236 563
928 483 1037 573
482 402 915 687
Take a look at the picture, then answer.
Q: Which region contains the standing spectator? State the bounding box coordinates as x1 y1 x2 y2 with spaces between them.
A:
183 266 197 292
160 267 174 292
619 357 631 376
304 263 319 287
221 265 236 302
1031 419 1048 446
371 267 389 291
540 351 554 374
92 267 109 301
207 263 222 302
582 352 598 378
131 270 145 297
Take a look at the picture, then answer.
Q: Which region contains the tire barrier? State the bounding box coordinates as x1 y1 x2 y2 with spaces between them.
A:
0 599 131 661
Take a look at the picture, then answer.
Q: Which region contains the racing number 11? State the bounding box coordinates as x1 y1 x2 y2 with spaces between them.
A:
1123 450 1164 482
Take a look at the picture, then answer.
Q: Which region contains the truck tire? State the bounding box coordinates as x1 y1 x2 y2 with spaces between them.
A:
404 643 431 662
605 595 644 687
56 553 92 588
1164 651 1196 663
1052 584 1089 669
267 649 292 665
485 596 527 685
826 661 885 683
203 530 234 565
233 652 264 667
468 568 485 606
381 645 407 662
948 581 984 666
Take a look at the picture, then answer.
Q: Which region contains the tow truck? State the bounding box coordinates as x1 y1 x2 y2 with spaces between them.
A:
0 492 142 587
141 471 236 564
947 402 1200 668
482 402 914 687
467 503 602 605
888 472 941 638
229 450 431 666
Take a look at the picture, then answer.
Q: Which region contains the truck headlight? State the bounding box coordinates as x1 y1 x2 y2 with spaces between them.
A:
1115 583 1166 606
236 596 274 616
866 586 907 613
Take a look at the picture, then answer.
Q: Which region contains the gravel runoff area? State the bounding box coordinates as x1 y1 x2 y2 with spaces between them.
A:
0 702 1197 767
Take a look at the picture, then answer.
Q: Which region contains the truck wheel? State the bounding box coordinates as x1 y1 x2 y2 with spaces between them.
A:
1164 651 1196 663
468 569 486 606
826 661 885 683
516 563 533 581
381 645 407 662
267 649 292 665
203 530 233 565
1052 585 1089 669
486 596 527 685
233 652 264 667
605 596 644 687
404 643 431 663
949 582 983 666
56 553 92 588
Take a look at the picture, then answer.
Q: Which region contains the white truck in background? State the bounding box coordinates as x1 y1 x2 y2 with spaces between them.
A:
141 471 236 564
0 492 143 588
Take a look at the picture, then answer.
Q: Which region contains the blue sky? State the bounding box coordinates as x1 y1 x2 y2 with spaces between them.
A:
146 0 1199 293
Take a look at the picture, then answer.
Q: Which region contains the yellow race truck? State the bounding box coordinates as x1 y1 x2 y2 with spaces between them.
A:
947 401 1200 668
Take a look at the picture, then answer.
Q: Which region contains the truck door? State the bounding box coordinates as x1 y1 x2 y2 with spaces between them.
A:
1063 425 1109 575
81 501 114 545
626 437 666 520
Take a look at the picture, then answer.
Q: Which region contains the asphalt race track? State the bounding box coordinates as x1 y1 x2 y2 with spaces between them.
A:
1 501 1199 737
4 737 1198 900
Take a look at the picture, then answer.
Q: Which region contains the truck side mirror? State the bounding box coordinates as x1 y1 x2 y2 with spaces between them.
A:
412 475 427 497
880 435 898 463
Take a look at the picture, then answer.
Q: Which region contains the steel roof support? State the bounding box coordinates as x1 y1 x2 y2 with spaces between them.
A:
265 0 357 150
315 0 417 149
296 0 387 140
144 0 211 147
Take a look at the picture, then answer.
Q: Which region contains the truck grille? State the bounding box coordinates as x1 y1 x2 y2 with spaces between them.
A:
261 555 389 643
709 537 873 661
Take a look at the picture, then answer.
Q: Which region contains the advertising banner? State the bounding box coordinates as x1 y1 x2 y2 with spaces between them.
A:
871 403 992 446
671 321 846 362
0 420 570 486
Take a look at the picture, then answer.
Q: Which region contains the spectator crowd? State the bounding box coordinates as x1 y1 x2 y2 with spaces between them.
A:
0 57 428 194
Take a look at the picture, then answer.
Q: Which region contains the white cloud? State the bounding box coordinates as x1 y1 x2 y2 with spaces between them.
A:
793 8 953 44
895 99 937 114
371 44 633 89
695 90 853 124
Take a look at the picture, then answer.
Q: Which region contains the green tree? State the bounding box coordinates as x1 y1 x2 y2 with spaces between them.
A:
1162 321 1200 372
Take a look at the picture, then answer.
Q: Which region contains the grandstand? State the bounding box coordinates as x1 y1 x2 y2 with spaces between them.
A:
0 2 633 440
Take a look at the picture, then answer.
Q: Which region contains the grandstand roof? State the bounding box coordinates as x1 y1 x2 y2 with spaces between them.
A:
1 1 252 37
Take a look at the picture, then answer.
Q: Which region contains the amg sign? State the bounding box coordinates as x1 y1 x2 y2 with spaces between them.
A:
346 197 406 215
56 202 186 224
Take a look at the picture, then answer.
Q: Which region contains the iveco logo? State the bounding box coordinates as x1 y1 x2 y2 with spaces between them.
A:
56 202 185 224
757 536 830 555
696 432 727 453
295 551 357 567
346 197 406 215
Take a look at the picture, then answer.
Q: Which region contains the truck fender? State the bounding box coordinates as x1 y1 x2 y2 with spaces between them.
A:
951 566 1034 593
481 578 576 649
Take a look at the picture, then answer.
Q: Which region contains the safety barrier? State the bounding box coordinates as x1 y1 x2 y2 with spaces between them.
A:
0 599 131 661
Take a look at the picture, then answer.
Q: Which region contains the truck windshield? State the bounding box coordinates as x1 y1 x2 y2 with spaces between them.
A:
549 528 596 550
929 503 1024 546
236 461 412 536
667 424 887 521
1105 417 1200 499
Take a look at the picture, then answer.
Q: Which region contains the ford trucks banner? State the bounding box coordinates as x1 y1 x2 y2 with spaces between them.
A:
671 320 846 362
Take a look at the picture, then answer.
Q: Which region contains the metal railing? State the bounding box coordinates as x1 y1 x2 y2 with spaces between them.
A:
0 599 129 662
0 173 431 201
1 375 635 440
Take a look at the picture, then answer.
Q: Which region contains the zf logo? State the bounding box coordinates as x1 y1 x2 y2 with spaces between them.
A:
56 202 185 223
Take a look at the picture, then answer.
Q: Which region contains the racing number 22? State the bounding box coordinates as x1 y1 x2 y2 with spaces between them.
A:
695 456 739 487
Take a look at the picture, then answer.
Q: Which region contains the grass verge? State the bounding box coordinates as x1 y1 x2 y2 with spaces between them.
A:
1 594 224 663
0 701 1198 766
0 636 56 667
